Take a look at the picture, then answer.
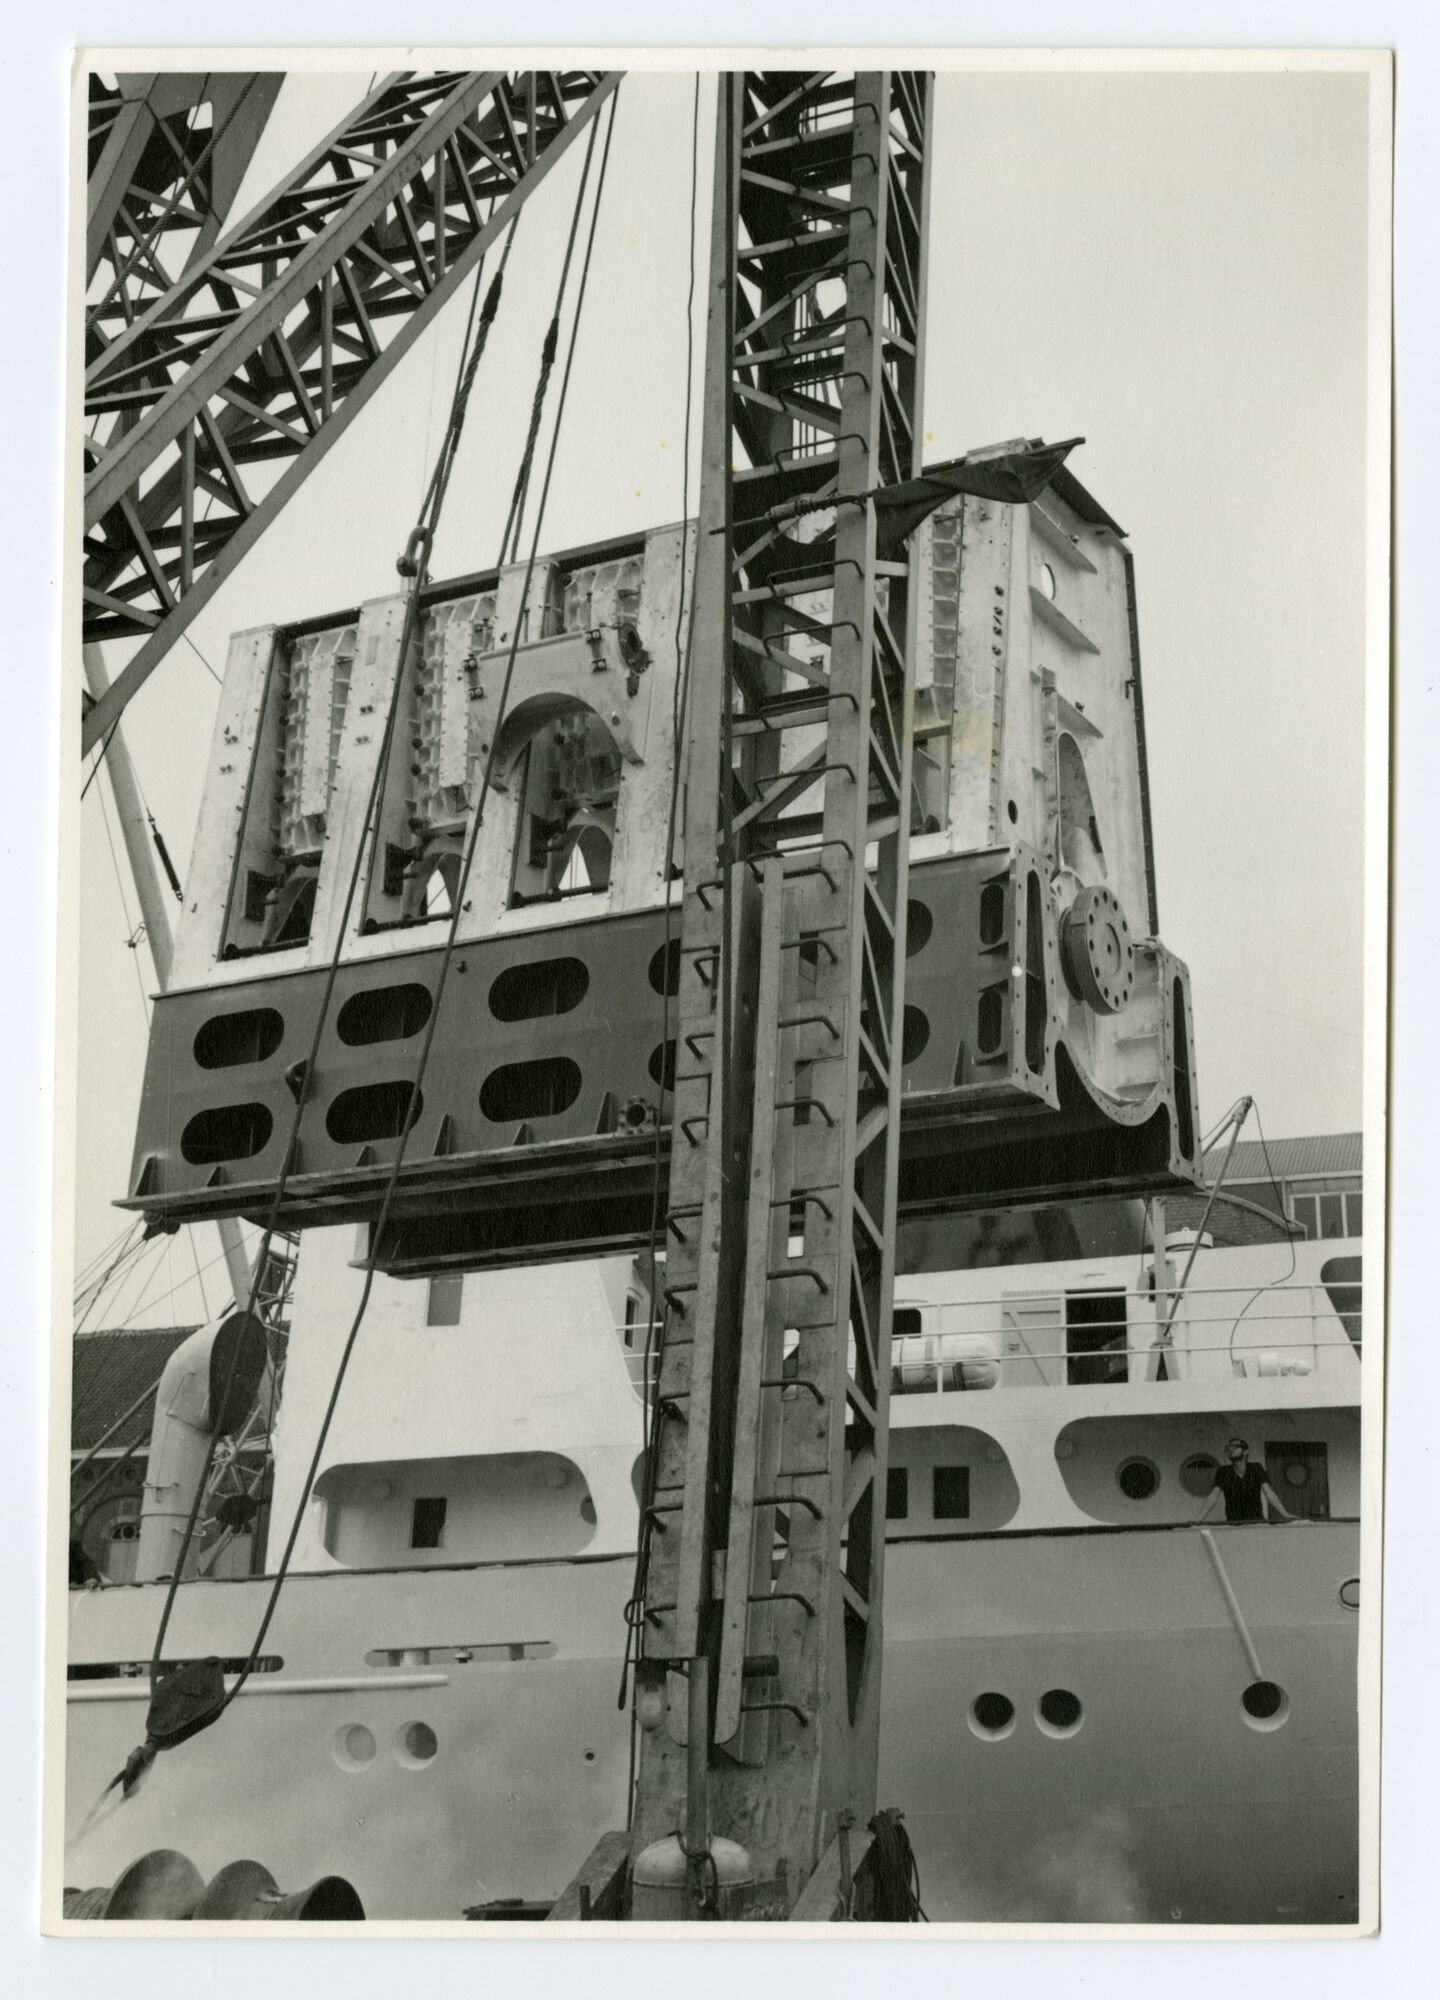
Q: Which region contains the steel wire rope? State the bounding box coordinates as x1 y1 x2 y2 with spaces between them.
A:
93 774 151 1024
1223 1100 1301 1357
83 1235 170 1337
209 87 621 1721
618 77 701 1786
73 1215 143 1305
494 131 598 570
136 200 529 1703
72 1223 150 1334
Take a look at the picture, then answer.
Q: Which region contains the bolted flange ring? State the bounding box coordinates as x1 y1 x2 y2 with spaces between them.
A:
1060 884 1135 1015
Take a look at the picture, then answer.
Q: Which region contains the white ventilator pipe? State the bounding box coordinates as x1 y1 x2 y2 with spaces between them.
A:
136 1311 269 1582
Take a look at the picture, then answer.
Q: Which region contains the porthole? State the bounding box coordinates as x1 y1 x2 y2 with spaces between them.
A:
1036 1688 1084 1739
395 1720 438 1768
332 1723 376 1772
647 1041 676 1092
1116 1457 1160 1502
1179 1453 1220 1499
1339 1577 1360 1611
968 1692 1016 1741
1039 561 1057 601
1240 1680 1290 1732
1006 798 1019 825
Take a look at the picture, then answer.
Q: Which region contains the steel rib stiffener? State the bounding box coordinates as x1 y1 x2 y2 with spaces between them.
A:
631 69 934 1914
81 68 620 756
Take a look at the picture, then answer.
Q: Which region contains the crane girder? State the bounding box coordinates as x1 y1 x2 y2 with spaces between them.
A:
86 72 284 350
81 68 619 757
628 67 934 1916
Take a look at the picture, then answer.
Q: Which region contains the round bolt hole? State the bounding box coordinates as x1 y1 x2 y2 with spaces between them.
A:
583 1749 597 1764
395 1720 438 1767
1036 1687 1084 1738
332 1723 376 1772
1240 1680 1290 1731
968 1691 1016 1740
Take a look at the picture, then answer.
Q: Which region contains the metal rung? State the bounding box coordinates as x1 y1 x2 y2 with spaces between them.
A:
741 1653 781 1678
740 1699 810 1726
748 1589 816 1617
679 1115 710 1145
781 934 839 963
767 1263 829 1294
759 1375 826 1405
769 1189 835 1217
777 1008 841 1041
775 1095 835 1125
754 1492 823 1519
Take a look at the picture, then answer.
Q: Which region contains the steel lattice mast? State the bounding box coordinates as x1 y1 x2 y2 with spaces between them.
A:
631 68 932 1914
82 69 619 756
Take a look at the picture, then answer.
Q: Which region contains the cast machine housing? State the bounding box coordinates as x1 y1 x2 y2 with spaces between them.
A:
123 462 1200 1272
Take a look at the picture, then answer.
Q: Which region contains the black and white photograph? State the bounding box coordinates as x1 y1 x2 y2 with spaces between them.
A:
42 45 1391 1936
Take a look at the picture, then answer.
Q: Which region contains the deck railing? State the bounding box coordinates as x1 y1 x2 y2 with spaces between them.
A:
615 1275 1362 1400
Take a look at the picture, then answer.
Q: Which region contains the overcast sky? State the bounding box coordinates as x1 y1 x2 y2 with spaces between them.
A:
70 61 1381 1324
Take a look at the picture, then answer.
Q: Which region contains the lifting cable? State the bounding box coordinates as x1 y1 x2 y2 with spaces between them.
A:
217 84 620 1720
619 75 701 1768
94 88 621 1810
496 135 597 568
138 210 521 1671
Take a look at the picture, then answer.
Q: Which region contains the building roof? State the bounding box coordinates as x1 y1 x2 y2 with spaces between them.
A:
1207 1132 1362 1187
70 1325 196 1453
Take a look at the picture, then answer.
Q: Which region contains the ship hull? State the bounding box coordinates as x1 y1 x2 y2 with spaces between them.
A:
64 1520 1358 1924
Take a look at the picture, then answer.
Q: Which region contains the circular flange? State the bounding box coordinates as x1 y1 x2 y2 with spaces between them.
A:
1060 884 1135 1014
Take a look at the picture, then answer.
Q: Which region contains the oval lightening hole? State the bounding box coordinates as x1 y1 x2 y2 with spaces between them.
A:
488 957 589 1022
193 1007 284 1069
181 1103 273 1165
325 1082 422 1145
336 984 433 1046
480 1057 582 1124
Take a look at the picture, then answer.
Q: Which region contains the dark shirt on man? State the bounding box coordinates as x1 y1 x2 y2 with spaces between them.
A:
1211 1460 1270 1522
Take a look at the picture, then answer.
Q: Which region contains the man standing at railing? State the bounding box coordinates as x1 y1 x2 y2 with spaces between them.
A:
1196 1437 1303 1525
